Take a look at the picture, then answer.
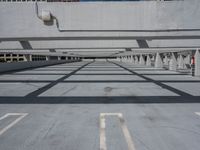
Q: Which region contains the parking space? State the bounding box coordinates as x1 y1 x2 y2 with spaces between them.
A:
0 104 200 150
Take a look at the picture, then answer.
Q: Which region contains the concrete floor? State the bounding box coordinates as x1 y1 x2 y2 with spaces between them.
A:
0 60 200 150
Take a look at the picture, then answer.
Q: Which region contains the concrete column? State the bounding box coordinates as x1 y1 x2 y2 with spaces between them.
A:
129 56 131 62
123 57 125 62
169 52 177 71
58 56 61 60
132 56 135 64
125 56 128 62
184 54 190 65
24 55 30 61
122 57 125 62
129 56 133 63
195 49 200 76
128 56 131 63
123 56 126 62
121 57 124 62
128 56 130 63
152 55 155 62
155 53 163 68
24 54 32 61
146 55 151 66
126 56 129 62
122 57 124 62
130 55 134 63
163 55 169 66
127 56 131 63
46 56 49 60
139 54 145 65
178 54 184 69
135 55 139 64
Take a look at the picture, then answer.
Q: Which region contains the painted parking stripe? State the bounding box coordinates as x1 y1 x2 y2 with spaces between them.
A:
195 112 200 116
100 113 136 150
0 113 28 136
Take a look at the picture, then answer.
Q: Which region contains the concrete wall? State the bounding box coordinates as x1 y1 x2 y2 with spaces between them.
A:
1 1 200 57
0 1 200 38
0 60 77 73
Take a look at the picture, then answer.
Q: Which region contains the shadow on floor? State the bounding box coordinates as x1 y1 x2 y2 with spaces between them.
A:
0 96 199 104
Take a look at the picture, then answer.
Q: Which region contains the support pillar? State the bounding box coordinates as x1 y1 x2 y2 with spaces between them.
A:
127 56 131 63
122 57 125 62
146 55 151 66
24 54 32 61
46 56 49 61
29 54 32 61
128 56 132 63
178 54 184 69
123 57 126 62
135 55 139 64
130 55 134 63
155 53 163 68
163 55 169 66
184 54 190 65
195 49 200 76
125 56 128 62
169 52 177 71
139 54 145 65
123 56 126 62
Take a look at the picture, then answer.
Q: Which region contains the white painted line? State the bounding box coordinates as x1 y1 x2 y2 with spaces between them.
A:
100 114 107 150
100 113 136 150
0 113 28 136
195 112 200 116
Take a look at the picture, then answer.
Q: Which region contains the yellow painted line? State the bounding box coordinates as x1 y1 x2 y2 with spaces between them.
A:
0 113 28 136
100 113 136 150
